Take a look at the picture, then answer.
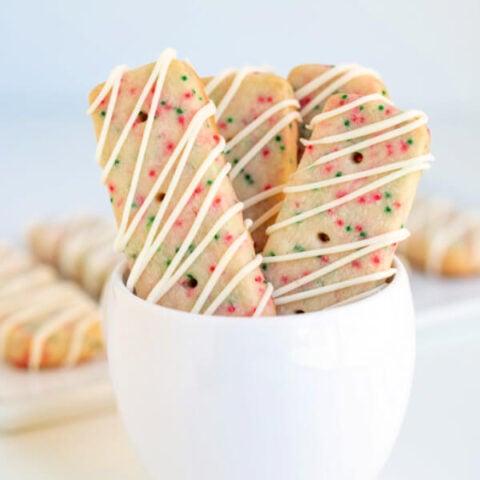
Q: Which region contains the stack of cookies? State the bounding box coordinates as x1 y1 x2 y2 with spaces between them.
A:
88 49 433 316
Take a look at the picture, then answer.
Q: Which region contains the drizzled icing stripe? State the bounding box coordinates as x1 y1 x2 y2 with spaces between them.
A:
274 269 396 306
89 52 272 315
229 110 301 180
273 229 409 299
212 66 272 120
250 202 282 233
265 95 432 307
296 64 382 118
243 185 285 210
0 267 56 299
29 302 93 370
204 68 237 96
191 220 252 314
264 229 409 264
65 311 99 367
204 255 263 315
307 93 394 128
253 282 274 317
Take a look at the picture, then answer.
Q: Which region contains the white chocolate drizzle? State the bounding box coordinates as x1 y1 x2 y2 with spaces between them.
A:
295 64 382 118
265 95 432 307
205 66 301 229
89 50 273 315
0 254 101 369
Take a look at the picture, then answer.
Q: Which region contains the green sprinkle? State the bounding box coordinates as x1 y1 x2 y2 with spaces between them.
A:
314 105 321 110
233 158 239 165
261 263 268 271
176 108 183 114
341 94 348 100
114 159 120 166
407 138 414 145
346 225 352 232
280 145 285 151
206 179 213 186
166 259 171 266
131 201 138 209
344 119 351 127
335 171 343 177
192 88 196 94
359 105 365 111
268 251 276 257
181 75 188 81
360 231 367 238
385 191 392 198
293 245 305 252
160 100 167 106
214 233 220 240
275 135 282 142
378 105 385 111
100 111 106 117
244 173 254 185
382 90 387 96
130 253 137 260
175 246 180 253
198 96 203 101
146 215 155 229
187 243 195 253
385 206 392 214
227 117 234 123
156 246 162 253
110 197 113 203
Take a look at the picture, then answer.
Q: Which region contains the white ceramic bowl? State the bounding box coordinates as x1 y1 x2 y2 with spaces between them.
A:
103 257 415 480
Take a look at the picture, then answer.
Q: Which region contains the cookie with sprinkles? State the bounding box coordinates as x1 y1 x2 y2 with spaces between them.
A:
203 68 300 252
88 49 275 316
288 64 389 141
262 93 432 314
398 196 480 276
0 245 103 369
28 215 121 298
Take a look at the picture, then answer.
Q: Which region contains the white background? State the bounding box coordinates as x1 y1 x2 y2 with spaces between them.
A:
1 1 479 478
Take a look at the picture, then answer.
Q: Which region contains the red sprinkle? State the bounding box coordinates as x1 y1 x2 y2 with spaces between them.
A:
213 134 220 143
352 260 362 269
108 184 115 192
355 225 363 232
336 219 344 227
262 148 270 158
227 305 236 313
178 116 185 126
254 275 262 283
148 170 156 177
372 254 381 265
209 265 216 272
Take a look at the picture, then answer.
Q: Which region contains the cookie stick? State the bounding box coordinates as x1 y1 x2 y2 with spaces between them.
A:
204 68 301 251
88 49 275 316
263 93 432 314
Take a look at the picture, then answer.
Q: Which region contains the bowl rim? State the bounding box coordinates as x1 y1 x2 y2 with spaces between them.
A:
107 255 408 325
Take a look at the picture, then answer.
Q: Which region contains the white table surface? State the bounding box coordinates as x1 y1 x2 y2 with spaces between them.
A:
1 113 479 479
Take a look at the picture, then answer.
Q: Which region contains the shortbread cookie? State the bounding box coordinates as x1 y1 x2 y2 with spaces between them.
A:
28 216 120 298
288 64 388 141
263 93 432 314
88 49 275 316
0 246 103 369
399 196 480 276
203 68 300 251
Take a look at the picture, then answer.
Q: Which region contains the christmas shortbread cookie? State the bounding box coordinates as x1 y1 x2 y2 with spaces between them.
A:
88 49 275 316
203 68 300 251
262 93 432 314
28 215 121 298
399 196 480 276
0 245 103 369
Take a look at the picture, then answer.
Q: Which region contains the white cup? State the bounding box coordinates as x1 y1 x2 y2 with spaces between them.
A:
103 256 415 480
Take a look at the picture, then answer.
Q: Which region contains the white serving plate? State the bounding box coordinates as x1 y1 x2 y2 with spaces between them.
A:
0 358 114 432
